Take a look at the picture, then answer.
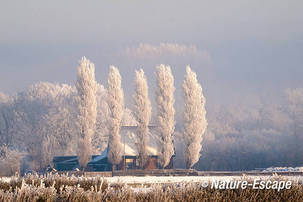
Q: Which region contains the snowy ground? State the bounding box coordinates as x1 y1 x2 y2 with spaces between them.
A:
102 175 303 185
0 175 298 184
0 177 12 183
1 174 303 185
263 167 303 172
2 167 303 185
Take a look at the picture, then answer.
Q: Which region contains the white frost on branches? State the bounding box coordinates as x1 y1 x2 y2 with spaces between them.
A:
182 66 207 169
133 69 151 168
156 64 175 168
107 66 124 165
75 57 97 169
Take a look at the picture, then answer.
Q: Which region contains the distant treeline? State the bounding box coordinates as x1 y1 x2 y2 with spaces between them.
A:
1 82 303 172
176 88 303 171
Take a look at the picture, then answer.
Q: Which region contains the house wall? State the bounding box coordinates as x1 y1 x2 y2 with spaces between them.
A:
145 157 158 169
117 156 159 170
117 156 136 170
117 156 172 170
52 155 174 172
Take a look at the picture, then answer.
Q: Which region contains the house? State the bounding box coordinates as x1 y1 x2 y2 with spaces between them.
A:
53 126 174 171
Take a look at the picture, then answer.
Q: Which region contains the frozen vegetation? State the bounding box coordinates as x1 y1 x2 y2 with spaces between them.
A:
182 66 207 169
155 65 175 168
133 69 152 168
3 174 303 188
76 57 97 169
1 174 303 201
106 66 124 166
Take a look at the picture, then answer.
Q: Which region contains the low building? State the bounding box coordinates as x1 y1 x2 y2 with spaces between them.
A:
53 149 174 171
53 126 174 171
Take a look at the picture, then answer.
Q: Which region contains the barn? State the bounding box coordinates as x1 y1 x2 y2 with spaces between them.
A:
53 126 174 171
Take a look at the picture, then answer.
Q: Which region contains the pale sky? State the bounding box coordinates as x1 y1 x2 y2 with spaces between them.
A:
0 0 302 105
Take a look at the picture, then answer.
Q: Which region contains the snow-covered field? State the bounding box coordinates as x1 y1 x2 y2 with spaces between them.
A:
100 167 303 185
102 175 303 185
2 173 303 201
263 167 303 172
2 167 303 185
2 174 302 185
0 177 12 183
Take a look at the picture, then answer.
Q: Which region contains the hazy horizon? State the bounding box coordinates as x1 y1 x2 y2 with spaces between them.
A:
1 0 302 107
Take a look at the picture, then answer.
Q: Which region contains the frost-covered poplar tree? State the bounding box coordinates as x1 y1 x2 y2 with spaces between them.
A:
133 69 151 168
156 64 175 168
93 83 110 154
76 57 97 169
182 66 207 169
107 66 124 166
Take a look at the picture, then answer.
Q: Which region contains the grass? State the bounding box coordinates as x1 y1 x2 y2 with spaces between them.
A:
1 174 303 201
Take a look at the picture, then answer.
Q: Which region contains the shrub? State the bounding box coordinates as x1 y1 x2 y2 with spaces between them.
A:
0 146 24 177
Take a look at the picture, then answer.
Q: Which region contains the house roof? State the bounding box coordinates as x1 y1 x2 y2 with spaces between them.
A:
91 126 159 161
54 126 160 164
95 126 159 158
90 147 108 162
119 125 159 156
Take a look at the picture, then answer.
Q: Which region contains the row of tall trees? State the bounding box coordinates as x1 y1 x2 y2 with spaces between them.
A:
0 57 208 173
75 57 207 169
1 59 303 173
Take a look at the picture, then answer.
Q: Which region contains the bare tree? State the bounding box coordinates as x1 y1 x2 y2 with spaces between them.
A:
156 64 175 168
107 66 124 168
133 69 151 168
75 57 97 169
182 66 207 169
